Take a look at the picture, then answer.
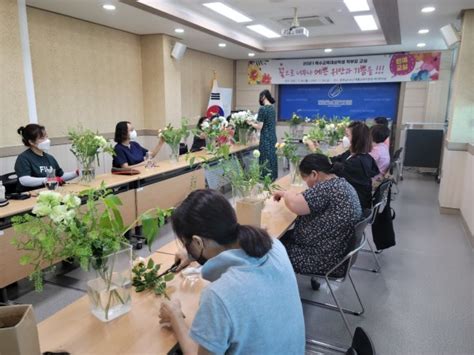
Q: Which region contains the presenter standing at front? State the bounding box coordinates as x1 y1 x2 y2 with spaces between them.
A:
248 90 278 181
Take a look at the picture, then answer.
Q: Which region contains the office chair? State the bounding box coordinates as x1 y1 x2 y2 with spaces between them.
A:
1 172 18 195
303 212 372 349
390 147 403 194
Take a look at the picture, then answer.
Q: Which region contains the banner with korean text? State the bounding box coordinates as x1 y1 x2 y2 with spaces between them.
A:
248 52 441 85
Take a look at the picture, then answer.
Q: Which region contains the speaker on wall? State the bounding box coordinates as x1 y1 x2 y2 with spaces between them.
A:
440 24 460 48
171 42 187 60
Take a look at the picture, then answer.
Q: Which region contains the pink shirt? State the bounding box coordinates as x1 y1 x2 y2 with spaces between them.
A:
370 143 390 180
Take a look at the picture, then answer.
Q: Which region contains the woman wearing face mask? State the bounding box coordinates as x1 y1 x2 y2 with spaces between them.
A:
247 90 278 181
159 189 305 355
273 154 362 277
332 121 379 209
14 124 78 192
112 121 163 168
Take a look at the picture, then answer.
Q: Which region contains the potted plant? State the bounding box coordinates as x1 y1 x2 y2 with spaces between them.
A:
230 110 257 145
158 120 190 163
275 134 302 186
221 150 277 227
68 127 115 183
11 186 173 322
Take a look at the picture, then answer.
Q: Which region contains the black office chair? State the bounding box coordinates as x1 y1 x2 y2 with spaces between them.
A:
303 211 372 349
1 172 18 195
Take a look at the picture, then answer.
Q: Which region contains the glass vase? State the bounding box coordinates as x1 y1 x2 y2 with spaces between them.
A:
290 160 303 187
233 186 265 228
238 127 249 145
168 143 180 163
79 161 96 184
86 243 132 322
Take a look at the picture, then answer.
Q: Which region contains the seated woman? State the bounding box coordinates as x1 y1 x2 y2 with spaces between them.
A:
113 121 163 168
331 121 379 209
190 117 207 152
159 189 305 354
15 124 78 192
273 154 362 277
370 124 391 182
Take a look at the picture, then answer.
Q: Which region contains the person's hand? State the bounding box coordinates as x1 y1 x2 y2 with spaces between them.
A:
174 248 191 272
273 190 286 202
159 299 183 326
55 177 66 186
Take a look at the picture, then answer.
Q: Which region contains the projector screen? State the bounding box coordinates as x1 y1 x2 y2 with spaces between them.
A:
278 82 400 121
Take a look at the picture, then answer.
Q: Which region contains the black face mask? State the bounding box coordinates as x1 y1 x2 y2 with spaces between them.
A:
185 241 208 265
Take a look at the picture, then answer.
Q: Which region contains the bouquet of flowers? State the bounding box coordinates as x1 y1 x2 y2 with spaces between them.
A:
12 186 173 321
230 110 257 129
68 127 114 168
289 113 303 126
200 116 234 150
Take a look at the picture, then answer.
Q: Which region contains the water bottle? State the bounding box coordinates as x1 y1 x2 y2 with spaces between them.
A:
0 181 5 201
145 152 153 169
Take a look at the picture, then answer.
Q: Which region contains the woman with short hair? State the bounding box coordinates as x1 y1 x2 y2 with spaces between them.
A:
159 189 305 355
112 121 163 168
274 154 362 277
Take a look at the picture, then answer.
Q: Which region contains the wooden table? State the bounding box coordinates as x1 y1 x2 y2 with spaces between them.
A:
37 171 304 355
38 253 207 355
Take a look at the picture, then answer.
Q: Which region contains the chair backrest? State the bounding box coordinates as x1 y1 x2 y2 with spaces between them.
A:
348 213 372 268
372 179 391 214
1 172 18 195
391 147 403 162
346 327 376 355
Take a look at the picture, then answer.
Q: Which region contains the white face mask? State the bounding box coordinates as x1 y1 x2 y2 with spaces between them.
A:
37 139 51 151
342 136 351 149
129 130 138 141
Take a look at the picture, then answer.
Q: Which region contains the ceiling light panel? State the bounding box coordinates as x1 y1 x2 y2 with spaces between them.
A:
354 15 378 31
203 2 252 23
344 0 370 12
247 24 281 39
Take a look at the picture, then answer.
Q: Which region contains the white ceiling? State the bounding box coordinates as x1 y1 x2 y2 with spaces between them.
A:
26 0 473 59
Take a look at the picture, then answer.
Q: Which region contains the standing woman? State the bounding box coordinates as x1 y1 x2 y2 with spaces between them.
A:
113 121 163 168
248 90 278 181
15 124 78 192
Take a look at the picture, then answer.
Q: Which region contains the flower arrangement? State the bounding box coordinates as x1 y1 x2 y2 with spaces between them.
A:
158 120 190 147
200 116 234 152
221 149 277 199
275 134 299 166
289 113 303 126
12 186 173 321
158 120 190 162
230 111 257 144
68 127 115 181
230 111 257 130
303 116 351 148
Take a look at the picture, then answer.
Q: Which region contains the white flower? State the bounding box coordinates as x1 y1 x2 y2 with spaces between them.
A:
253 150 261 158
328 123 335 130
302 136 309 144
32 203 52 217
275 143 280 148
305 118 311 123
37 191 62 207
50 205 69 224
280 142 286 148
62 194 81 209
133 256 147 267
200 121 210 130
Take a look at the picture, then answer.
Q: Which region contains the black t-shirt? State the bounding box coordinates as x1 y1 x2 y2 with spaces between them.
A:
332 150 379 209
14 149 64 192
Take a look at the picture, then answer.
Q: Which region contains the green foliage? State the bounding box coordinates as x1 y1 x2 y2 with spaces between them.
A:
11 184 173 291
68 126 114 167
132 258 174 298
303 116 351 147
158 119 190 147
290 113 302 126
275 134 300 166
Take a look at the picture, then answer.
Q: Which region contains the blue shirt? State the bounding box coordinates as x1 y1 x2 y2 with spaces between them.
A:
190 239 305 355
113 142 147 168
